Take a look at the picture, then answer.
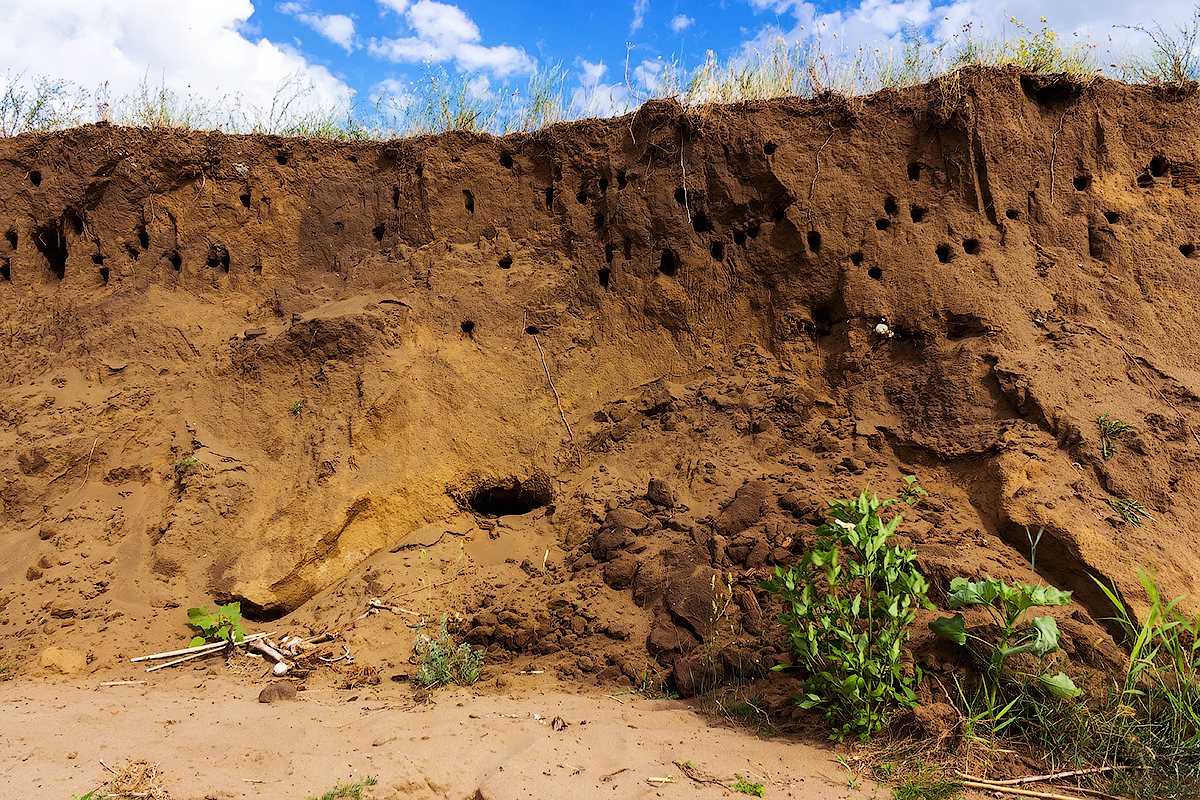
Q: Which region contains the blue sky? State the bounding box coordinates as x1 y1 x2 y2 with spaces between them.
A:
1 0 1197 125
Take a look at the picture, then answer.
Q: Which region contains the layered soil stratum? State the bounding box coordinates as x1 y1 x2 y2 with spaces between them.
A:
2 65 1200 796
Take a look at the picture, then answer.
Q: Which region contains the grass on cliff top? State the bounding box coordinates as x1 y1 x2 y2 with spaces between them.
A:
2 10 1198 141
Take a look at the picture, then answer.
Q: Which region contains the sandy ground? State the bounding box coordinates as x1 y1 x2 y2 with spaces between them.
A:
0 666 917 800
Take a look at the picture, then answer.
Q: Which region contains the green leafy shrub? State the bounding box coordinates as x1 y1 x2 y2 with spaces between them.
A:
761 486 932 741
414 614 484 688
304 776 378 800
732 774 765 797
186 602 246 648
930 572 1080 732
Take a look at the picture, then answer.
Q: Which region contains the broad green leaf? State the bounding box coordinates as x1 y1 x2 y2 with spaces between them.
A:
189 635 206 648
187 606 210 625
1039 671 1082 698
929 613 967 644
1026 584 1073 607
1000 615 1061 657
947 578 1001 608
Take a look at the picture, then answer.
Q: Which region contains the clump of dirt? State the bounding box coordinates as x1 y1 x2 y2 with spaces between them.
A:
3 66 1200 704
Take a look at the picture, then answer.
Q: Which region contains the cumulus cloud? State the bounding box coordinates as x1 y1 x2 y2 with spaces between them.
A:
631 0 650 33
571 61 633 117
377 0 411 13
737 0 1198 63
294 10 357 53
670 15 695 33
370 0 534 77
0 0 348 120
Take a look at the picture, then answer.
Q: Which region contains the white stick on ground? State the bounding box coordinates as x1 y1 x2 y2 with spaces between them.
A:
131 632 274 662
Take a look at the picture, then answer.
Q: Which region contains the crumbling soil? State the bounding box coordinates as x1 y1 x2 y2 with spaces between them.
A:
3 65 1200 797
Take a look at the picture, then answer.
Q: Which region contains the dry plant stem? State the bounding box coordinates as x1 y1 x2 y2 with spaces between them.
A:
74 437 98 495
806 127 837 232
958 766 1134 786
674 761 726 786
533 333 574 440
1053 787 1132 800
132 631 273 661
368 598 422 617
1049 111 1068 203
679 129 691 224
961 779 1118 800
145 649 215 672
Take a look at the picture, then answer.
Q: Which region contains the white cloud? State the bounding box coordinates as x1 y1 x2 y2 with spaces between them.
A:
670 14 694 33
0 0 348 122
633 58 667 93
738 0 1200 67
579 59 609 85
295 11 356 53
631 0 649 33
369 0 534 76
571 61 632 117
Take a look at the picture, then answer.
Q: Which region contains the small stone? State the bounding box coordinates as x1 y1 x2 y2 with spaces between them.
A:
602 555 638 590
25 566 42 581
841 456 867 473
50 604 76 619
604 508 650 531
38 523 59 541
39 647 86 675
257 681 298 703
603 622 632 641
646 478 677 507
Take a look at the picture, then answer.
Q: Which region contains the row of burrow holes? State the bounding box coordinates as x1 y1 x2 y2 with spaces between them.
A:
478 150 1188 291
0 152 1184 286
0 216 252 285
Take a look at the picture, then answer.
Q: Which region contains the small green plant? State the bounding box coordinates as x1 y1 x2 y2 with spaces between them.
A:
892 764 963 800
1096 413 1135 461
291 399 304 416
414 614 484 688
173 456 200 468
1108 497 1154 527
732 774 765 797
0 648 22 680
186 602 247 648
673 760 694 770
304 776 378 800
761 487 932 741
71 788 107 800
899 475 929 505
835 754 861 789
633 661 676 699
